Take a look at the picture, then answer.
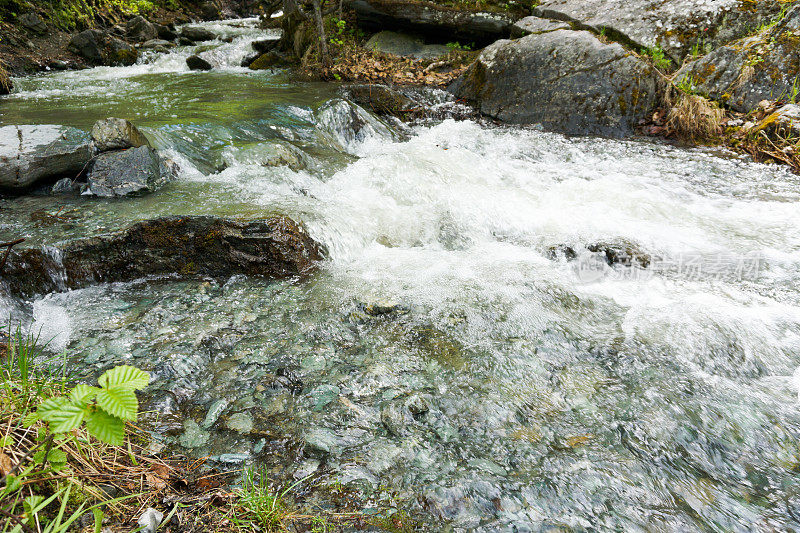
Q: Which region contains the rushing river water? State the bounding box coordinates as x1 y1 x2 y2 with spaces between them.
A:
3 18 800 532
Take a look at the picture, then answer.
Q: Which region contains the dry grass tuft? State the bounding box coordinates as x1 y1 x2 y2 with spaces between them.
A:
666 93 725 140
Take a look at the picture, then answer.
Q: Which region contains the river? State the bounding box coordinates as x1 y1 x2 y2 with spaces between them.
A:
2 18 800 531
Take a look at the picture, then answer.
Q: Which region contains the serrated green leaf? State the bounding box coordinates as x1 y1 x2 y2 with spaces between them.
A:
0 435 13 448
96 386 138 421
3 474 21 494
37 397 69 422
69 384 99 404
98 366 150 391
34 447 67 466
21 411 40 427
24 495 45 516
85 410 125 446
46 403 86 433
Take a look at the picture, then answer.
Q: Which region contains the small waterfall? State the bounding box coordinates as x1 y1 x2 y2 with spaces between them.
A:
42 245 68 292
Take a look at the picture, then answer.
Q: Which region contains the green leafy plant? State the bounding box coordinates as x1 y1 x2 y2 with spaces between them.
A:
446 41 473 51
26 365 149 446
642 45 672 71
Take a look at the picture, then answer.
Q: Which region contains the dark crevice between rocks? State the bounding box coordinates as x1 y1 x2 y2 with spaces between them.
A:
1 215 327 299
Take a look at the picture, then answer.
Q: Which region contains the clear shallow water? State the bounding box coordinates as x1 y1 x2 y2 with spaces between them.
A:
3 18 800 532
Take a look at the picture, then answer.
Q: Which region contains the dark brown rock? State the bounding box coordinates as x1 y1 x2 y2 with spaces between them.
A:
1 216 325 297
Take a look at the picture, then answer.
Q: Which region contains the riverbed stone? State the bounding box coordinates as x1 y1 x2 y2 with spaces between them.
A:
186 55 213 71
179 420 210 448
91 118 151 152
181 26 216 42
201 399 229 429
0 125 94 192
448 30 660 137
2 215 326 297
532 0 789 62
247 51 290 70
126 15 158 42
225 412 254 433
674 6 800 114
304 427 340 457
86 145 169 197
252 38 280 54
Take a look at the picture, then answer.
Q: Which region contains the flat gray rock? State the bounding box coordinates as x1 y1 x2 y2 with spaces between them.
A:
533 0 788 62
86 145 169 197
448 30 660 137
0 125 93 192
674 6 800 113
511 16 570 38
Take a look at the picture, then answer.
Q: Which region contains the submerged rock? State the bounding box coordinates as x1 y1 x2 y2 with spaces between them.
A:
91 118 151 152
186 55 213 71
674 6 800 113
0 125 94 192
532 0 789 62
86 145 169 197
449 30 660 137
2 215 325 297
179 420 210 448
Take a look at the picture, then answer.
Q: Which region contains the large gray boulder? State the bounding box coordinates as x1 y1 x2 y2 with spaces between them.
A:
86 146 170 197
532 0 788 62
125 15 158 42
674 6 800 113
91 118 151 152
347 0 514 45
448 30 661 137
0 125 93 192
68 29 138 66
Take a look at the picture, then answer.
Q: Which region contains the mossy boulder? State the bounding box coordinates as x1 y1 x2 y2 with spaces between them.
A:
448 30 661 137
675 5 800 113
247 51 290 70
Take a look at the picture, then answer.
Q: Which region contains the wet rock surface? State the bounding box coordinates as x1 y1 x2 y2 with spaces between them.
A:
91 118 151 152
126 15 159 43
86 146 169 197
0 125 94 192
186 55 213 71
343 84 415 117
675 6 800 113
532 0 790 62
181 26 217 43
1 215 325 297
449 30 661 137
